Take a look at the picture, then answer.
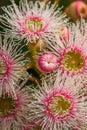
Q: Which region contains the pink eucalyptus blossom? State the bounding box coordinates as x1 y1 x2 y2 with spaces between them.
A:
1 0 68 43
48 20 87 77
0 85 31 130
0 35 26 96
29 71 87 130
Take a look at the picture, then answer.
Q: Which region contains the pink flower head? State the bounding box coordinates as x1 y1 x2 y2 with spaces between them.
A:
29 71 87 130
37 53 58 73
1 0 68 42
0 85 30 130
48 20 87 77
57 45 86 76
0 35 25 96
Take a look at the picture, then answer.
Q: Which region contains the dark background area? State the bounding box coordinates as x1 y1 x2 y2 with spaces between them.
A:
0 0 17 14
0 0 70 15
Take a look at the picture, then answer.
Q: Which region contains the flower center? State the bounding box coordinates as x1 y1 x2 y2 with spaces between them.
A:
0 94 16 116
62 50 84 71
25 17 43 32
48 95 71 117
0 57 6 76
